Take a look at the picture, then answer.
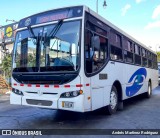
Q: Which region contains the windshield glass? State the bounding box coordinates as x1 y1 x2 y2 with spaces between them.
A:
13 20 81 72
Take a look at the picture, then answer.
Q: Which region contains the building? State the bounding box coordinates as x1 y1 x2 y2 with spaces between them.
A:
0 23 18 64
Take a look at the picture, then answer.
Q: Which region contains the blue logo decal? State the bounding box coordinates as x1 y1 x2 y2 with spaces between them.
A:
126 68 147 97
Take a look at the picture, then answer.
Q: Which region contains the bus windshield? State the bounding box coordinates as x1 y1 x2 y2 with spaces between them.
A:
13 20 81 72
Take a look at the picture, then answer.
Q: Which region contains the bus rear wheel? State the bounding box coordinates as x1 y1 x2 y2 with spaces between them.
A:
107 86 118 115
145 81 152 98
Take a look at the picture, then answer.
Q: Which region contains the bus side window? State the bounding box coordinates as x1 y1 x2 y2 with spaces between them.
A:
152 54 158 69
110 32 122 61
123 38 134 63
92 35 108 72
134 44 141 65
148 51 152 68
85 28 108 73
142 48 147 67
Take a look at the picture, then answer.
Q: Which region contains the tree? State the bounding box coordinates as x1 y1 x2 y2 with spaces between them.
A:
0 54 12 79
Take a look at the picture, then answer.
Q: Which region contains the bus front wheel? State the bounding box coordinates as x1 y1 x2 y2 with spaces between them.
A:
107 85 118 115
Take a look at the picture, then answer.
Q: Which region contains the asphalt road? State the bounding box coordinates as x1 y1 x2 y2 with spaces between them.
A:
0 87 160 138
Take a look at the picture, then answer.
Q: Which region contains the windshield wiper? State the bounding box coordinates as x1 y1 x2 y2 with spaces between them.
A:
49 19 63 38
27 26 36 45
27 26 35 37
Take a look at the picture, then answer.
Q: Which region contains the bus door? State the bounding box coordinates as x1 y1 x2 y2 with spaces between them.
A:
91 73 105 110
90 36 108 110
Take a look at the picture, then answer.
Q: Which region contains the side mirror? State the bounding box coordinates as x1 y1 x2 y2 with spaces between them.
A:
91 36 100 49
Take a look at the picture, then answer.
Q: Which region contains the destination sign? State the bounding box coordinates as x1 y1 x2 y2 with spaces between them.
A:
36 11 69 24
18 6 83 28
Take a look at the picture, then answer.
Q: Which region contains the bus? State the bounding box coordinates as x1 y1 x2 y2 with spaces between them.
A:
10 5 158 114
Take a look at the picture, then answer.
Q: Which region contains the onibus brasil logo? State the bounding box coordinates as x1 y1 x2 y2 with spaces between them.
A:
126 68 147 97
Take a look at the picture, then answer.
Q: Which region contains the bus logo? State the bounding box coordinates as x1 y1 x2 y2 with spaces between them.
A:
25 18 31 26
126 68 147 97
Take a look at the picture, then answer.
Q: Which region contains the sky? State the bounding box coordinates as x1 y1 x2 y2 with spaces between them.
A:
0 0 160 51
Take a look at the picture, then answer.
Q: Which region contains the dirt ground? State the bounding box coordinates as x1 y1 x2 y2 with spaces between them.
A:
0 88 11 94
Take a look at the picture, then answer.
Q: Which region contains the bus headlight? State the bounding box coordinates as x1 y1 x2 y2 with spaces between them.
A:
60 90 83 98
72 91 79 97
65 92 71 97
12 88 23 96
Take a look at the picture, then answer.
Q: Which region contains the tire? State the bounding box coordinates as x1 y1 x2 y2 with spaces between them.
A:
145 81 152 98
106 85 118 115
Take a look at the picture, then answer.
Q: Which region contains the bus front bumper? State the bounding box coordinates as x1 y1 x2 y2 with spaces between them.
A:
10 92 85 112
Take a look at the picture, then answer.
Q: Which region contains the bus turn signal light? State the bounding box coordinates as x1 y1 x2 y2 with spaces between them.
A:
79 90 83 94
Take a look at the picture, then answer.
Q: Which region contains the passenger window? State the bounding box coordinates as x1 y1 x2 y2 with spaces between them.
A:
123 39 133 63
142 49 146 57
152 54 158 69
110 32 122 61
134 44 141 65
142 48 147 67
110 46 122 60
147 52 152 67
135 44 140 55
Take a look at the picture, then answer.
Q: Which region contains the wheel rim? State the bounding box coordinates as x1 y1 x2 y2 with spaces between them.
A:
110 90 118 110
148 84 151 95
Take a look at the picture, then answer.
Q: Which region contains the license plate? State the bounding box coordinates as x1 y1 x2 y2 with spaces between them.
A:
62 101 74 108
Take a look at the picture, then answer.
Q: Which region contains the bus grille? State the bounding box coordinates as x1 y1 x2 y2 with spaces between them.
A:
26 99 52 106
25 91 58 95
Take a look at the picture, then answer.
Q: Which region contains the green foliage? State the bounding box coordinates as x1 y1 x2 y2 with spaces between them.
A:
0 54 12 79
156 52 160 62
28 52 36 67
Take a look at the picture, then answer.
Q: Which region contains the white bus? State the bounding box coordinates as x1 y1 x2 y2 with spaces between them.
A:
10 5 158 114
